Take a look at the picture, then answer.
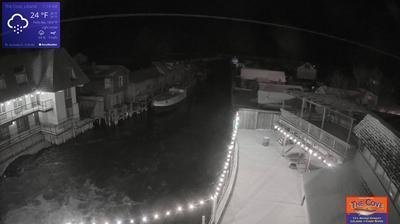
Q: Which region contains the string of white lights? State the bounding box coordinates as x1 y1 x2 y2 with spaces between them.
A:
65 112 240 224
273 124 334 167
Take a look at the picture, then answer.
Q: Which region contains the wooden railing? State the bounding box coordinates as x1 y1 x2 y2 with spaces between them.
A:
0 99 54 125
280 109 351 158
209 140 239 224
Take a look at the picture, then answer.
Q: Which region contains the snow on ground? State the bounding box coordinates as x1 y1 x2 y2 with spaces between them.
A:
221 129 308 224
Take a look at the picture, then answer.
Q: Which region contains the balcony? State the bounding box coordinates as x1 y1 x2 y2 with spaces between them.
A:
0 99 54 125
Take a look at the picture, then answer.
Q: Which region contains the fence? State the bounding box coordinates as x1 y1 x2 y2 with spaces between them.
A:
238 108 280 130
280 109 350 158
284 97 354 143
209 140 239 224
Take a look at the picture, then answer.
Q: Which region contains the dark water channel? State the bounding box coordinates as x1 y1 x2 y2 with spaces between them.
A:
0 60 233 224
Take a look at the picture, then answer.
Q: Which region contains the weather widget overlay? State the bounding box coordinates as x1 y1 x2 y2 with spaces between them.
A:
2 2 60 48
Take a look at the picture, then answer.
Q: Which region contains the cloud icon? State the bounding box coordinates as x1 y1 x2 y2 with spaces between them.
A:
7 13 29 34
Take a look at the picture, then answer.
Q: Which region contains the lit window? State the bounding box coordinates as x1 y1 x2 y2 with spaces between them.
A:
0 103 5 113
104 78 112 89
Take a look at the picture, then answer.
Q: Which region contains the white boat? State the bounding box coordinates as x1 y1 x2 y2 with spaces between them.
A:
152 87 187 112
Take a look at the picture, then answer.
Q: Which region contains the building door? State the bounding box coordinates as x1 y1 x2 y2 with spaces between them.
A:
0 124 10 142
16 116 29 133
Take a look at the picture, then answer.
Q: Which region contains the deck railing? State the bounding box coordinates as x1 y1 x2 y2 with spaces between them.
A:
280 109 351 158
209 140 239 224
0 99 54 125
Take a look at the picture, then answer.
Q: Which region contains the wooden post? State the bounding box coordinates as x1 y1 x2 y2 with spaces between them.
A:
202 215 206 224
300 97 305 118
211 196 217 224
306 152 312 172
254 111 258 129
346 118 354 143
321 107 326 129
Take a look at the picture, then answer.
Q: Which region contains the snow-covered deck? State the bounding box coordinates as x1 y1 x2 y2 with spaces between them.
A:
221 129 309 224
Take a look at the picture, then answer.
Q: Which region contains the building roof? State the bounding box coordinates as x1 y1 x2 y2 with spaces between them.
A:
0 48 89 102
240 67 286 83
129 67 162 83
83 65 129 78
353 114 400 191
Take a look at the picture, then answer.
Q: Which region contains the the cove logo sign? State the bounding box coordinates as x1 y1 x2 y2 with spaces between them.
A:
346 196 388 224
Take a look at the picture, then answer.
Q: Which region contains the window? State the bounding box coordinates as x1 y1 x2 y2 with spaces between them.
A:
119 76 124 87
15 73 28 84
14 65 28 84
0 103 6 121
104 78 112 89
65 88 71 99
0 103 5 113
0 77 6 89
13 97 26 114
30 94 39 107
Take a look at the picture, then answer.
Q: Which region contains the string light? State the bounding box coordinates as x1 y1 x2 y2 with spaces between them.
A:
64 113 240 224
274 123 334 168
188 204 194 210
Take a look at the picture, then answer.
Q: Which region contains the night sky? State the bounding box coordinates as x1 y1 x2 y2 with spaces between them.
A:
60 0 400 56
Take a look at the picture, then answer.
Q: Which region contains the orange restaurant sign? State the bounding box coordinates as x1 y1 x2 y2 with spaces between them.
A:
346 196 388 224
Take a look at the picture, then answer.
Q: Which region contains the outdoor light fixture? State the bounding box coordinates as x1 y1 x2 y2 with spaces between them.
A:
188 204 194 209
142 216 147 222
199 200 204 205
177 206 183 212
166 211 171 216
130 219 134 223
154 214 159 219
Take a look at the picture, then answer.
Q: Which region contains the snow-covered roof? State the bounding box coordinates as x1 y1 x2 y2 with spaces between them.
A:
240 68 286 83
0 48 89 102
353 114 400 191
